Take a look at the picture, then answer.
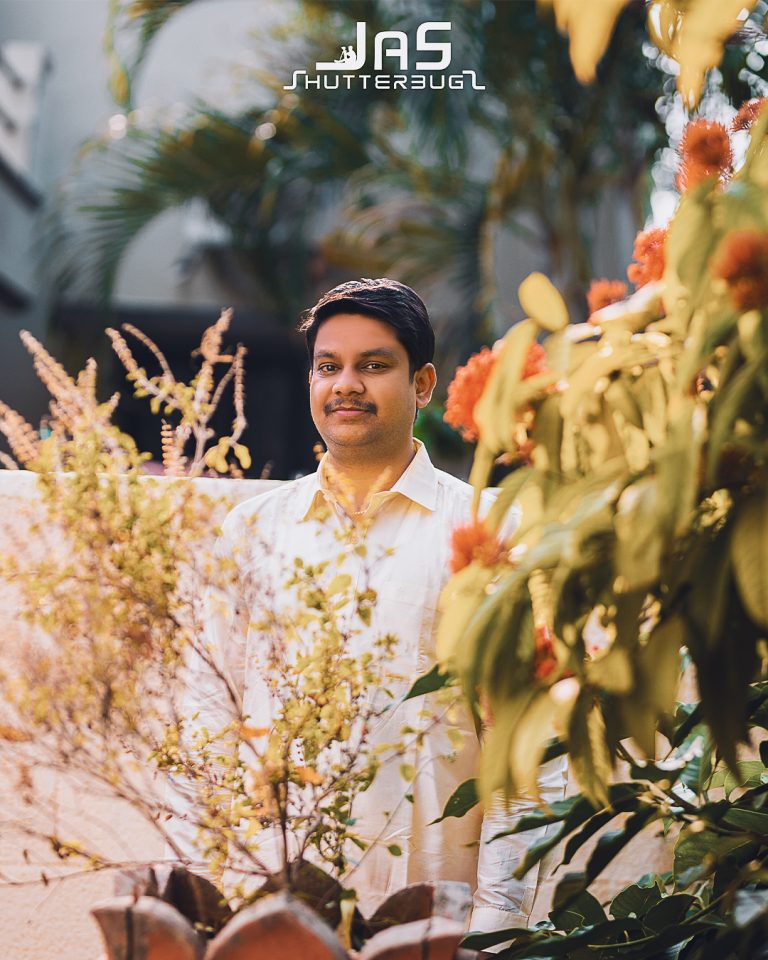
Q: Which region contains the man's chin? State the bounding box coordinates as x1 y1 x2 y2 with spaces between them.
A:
320 425 380 448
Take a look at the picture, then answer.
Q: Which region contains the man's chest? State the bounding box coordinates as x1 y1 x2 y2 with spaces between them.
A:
243 504 453 674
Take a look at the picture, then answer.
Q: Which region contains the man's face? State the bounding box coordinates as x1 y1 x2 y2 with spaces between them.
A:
309 313 435 456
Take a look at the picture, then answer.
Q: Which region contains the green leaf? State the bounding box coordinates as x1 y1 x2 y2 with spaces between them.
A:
655 397 704 540
509 783 643 879
561 810 618 867
478 689 539 800
530 391 564 476
585 646 634 695
674 826 754 887
468 442 497 511
722 806 768 834
551 871 590 915
436 563 499 671
506 690 560 800
399 763 416 783
730 492 768 629
664 187 718 314
584 807 660 887
326 573 353 597
474 319 537 454
493 795 579 840
568 693 612 808
610 877 663 919
613 478 662 593
723 760 766 798
552 805 661 912
671 701 704 748
461 925 536 951
431 778 479 824
642 893 696 933
707 349 768 488
401 663 450 702
684 527 761 771
485 466 535 534
639 616 685 717
386 844 402 856
679 737 713 794
550 890 606 932
518 272 569 332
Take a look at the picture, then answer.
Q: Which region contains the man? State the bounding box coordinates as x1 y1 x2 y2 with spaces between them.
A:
174 278 565 936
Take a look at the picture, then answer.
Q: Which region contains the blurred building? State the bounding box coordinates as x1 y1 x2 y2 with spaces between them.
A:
0 34 51 420
1 0 317 479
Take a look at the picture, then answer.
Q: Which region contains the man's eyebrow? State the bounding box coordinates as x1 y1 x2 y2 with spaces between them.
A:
359 348 399 360
313 348 400 360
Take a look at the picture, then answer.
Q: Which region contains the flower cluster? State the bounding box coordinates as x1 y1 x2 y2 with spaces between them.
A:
732 97 767 132
443 346 496 442
532 624 558 682
586 279 628 320
449 518 507 573
676 119 733 192
712 228 768 310
627 227 667 288
444 341 549 443
522 341 549 379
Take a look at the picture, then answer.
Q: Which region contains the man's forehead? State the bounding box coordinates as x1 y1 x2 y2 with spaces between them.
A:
313 346 400 360
313 313 406 357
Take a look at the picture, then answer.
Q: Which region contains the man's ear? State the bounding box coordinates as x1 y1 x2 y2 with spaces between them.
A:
414 363 437 408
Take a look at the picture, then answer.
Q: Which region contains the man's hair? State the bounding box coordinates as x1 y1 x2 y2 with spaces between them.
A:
298 278 435 376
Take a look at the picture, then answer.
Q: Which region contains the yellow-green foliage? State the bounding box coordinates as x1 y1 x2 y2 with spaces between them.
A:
548 0 759 107
441 108 768 809
0 320 413 895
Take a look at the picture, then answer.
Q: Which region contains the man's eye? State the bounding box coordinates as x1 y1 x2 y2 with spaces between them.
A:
317 363 336 373
365 362 386 370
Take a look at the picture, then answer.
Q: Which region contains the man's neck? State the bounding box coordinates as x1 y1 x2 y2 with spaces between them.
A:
323 439 417 513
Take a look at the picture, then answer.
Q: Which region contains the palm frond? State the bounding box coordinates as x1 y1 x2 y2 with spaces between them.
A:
47 89 384 319
105 0 202 108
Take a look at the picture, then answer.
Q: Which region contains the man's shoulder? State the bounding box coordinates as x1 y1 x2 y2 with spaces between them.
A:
434 466 472 501
221 472 316 534
433 466 518 533
434 466 496 510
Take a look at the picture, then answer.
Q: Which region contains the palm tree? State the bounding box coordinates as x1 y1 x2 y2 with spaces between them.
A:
50 0 768 372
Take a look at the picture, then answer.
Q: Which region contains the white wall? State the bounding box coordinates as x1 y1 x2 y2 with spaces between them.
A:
2 0 292 309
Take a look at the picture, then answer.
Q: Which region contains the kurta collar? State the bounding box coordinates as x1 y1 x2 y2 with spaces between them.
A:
301 439 438 521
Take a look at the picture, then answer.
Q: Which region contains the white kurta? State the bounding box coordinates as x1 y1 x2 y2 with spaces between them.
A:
171 441 565 931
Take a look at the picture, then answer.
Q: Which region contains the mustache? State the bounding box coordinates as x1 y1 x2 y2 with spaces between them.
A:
325 400 377 415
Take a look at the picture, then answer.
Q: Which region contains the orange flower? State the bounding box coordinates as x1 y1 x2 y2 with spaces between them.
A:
586 279 628 320
532 624 558 681
444 342 550 443
627 227 667 288
444 347 497 442
712 229 768 310
732 97 768 132
676 119 733 191
449 518 506 574
522 341 548 379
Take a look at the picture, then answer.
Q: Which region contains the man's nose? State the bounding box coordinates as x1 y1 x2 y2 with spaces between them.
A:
332 367 364 394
